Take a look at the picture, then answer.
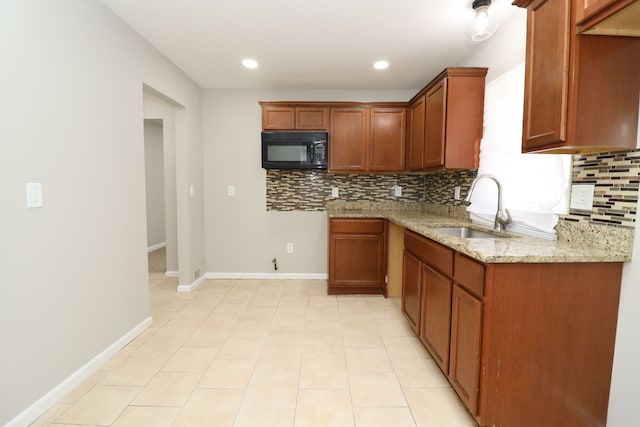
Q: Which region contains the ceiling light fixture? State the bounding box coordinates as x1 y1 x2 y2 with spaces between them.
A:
373 60 389 70
466 0 497 42
242 58 258 69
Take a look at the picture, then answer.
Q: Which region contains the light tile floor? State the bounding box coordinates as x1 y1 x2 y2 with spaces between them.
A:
31 274 478 427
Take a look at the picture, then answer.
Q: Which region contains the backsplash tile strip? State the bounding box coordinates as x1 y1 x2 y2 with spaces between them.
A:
560 149 640 228
266 169 478 211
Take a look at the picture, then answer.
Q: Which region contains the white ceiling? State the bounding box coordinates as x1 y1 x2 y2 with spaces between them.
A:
101 0 521 90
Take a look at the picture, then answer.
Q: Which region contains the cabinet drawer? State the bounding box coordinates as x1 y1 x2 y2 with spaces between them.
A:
404 230 453 276
330 218 385 234
454 253 484 297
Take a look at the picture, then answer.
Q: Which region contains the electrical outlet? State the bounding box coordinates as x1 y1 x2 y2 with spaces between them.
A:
570 184 595 210
331 187 339 198
454 186 461 200
287 242 294 253
394 185 402 197
227 185 235 196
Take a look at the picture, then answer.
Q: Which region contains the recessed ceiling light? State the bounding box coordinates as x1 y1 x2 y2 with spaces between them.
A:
373 60 389 70
242 58 258 69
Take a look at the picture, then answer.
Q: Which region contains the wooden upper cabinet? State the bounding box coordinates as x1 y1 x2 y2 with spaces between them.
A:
260 104 328 130
407 95 426 170
329 106 406 173
516 0 640 154
424 80 447 168
295 107 328 130
369 107 406 172
407 67 486 171
520 0 571 151
262 106 295 130
329 108 369 172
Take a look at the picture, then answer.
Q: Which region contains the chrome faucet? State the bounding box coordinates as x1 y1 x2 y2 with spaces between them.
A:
464 174 512 231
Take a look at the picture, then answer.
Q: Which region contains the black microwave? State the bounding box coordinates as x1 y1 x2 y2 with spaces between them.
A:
261 131 328 169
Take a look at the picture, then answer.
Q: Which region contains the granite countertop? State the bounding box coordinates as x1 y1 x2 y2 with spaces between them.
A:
327 205 632 264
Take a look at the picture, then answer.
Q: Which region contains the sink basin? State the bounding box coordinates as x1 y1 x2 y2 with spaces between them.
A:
432 227 510 239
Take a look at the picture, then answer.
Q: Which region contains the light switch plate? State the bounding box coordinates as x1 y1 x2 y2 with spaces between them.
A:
227 185 235 196
26 182 43 208
570 184 595 210
331 187 339 198
394 185 402 197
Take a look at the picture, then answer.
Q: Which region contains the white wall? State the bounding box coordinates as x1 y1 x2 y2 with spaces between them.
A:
203 89 414 276
0 1 203 425
144 120 166 249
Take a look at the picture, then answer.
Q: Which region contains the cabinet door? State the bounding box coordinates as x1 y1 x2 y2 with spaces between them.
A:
262 106 295 130
424 79 447 168
521 0 571 151
420 264 452 373
407 95 426 170
449 284 483 415
295 107 328 130
402 251 422 334
329 234 385 287
369 108 406 172
329 108 369 172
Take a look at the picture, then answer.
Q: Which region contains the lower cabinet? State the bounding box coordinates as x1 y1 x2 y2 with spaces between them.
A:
328 218 387 295
421 263 452 373
401 229 623 427
449 283 482 415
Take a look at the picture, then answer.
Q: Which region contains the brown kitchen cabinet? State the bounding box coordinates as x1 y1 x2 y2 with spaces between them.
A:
401 229 623 426
515 0 640 154
329 106 406 173
260 104 328 130
328 218 387 295
406 94 426 170
329 107 369 171
406 67 487 171
402 230 453 373
401 250 421 333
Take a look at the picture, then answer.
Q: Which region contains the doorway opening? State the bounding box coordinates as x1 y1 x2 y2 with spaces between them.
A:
144 119 168 273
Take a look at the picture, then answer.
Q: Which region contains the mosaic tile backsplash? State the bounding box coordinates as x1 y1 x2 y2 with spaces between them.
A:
266 169 478 211
267 149 639 230
560 149 639 227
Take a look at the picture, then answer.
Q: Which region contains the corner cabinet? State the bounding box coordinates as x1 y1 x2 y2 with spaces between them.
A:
328 218 387 296
329 106 406 173
406 67 487 171
401 229 623 427
515 0 640 154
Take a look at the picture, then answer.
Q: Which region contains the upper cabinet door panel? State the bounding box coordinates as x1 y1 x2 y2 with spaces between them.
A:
329 108 369 172
424 80 447 168
262 106 295 130
369 108 406 172
521 0 571 151
295 107 328 130
407 95 426 170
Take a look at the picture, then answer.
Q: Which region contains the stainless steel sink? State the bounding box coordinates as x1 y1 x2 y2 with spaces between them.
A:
432 227 511 239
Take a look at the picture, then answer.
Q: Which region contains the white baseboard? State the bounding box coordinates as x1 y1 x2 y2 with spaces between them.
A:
147 241 166 253
177 274 207 293
206 272 328 280
165 271 179 278
5 316 153 427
